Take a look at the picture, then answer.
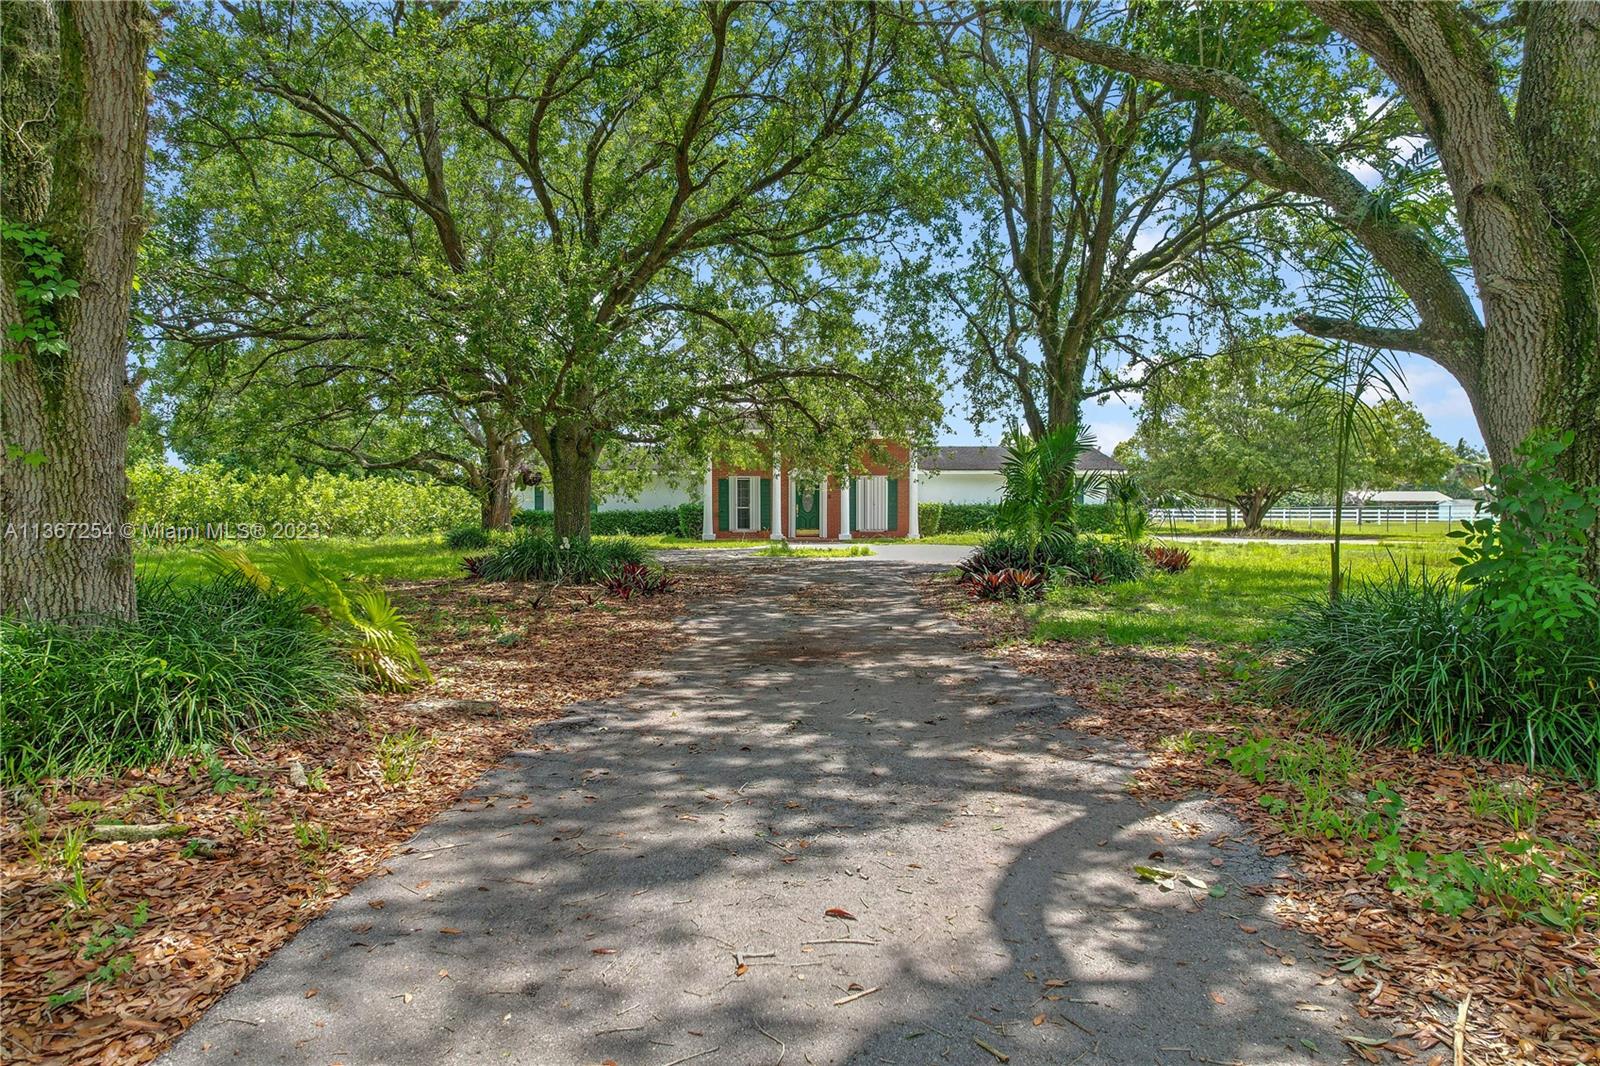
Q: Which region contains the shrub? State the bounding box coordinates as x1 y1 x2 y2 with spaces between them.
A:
1273 568 1599 783
1143 544 1193 574
604 562 676 599
475 532 649 584
1102 473 1150 544
129 462 474 538
591 507 687 537
919 502 998 535
962 533 1143 587
512 505 702 538
1058 537 1146 584
444 524 491 550
963 566 1047 601
0 577 357 782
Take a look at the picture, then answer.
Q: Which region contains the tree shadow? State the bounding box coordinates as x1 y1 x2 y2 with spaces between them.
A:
164 558 1388 1065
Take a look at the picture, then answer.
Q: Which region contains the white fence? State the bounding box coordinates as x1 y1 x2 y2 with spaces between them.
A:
1150 504 1484 529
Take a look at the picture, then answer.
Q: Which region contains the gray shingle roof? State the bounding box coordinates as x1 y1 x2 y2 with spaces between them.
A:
920 445 1124 472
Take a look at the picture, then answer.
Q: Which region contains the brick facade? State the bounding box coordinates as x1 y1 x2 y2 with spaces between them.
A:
708 440 912 541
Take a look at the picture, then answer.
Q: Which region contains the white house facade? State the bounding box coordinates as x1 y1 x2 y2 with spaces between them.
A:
515 444 1126 513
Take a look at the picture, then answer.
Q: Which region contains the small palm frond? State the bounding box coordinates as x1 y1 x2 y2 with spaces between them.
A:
197 542 273 591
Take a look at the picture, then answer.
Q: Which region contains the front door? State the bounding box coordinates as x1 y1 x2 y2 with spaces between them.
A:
794 483 820 535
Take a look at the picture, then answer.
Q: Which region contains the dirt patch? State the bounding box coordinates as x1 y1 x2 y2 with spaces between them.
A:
0 571 738 1066
925 575 1600 1066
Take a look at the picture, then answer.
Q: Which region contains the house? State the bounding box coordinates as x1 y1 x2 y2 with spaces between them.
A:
919 445 1124 505
513 439 1127 537
702 440 914 541
1344 489 1482 521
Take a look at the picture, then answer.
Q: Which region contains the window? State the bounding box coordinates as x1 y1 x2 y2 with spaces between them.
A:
734 476 758 531
857 475 888 531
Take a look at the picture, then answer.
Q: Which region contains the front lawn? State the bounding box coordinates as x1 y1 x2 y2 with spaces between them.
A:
1031 539 1461 646
136 534 472 584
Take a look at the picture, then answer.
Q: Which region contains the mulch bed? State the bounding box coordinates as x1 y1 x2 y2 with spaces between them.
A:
0 570 739 1065
926 579 1600 1066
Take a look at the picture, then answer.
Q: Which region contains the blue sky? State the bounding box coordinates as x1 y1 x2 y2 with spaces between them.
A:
935 349 1483 454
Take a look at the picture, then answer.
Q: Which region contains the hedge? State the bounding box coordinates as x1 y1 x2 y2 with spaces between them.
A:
917 502 996 535
130 463 475 539
916 501 1112 535
512 503 701 538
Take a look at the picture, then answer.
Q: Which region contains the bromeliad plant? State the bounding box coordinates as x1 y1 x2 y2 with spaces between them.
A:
963 566 1047 602
603 562 675 599
202 542 431 691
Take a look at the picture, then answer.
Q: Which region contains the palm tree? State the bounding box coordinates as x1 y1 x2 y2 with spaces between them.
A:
996 422 1101 565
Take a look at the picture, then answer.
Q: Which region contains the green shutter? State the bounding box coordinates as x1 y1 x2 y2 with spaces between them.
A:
849 477 857 531
887 477 899 532
533 487 544 510
760 477 772 530
717 478 729 532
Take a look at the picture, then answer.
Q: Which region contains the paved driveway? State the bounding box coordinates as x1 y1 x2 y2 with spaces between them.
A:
167 558 1380 1065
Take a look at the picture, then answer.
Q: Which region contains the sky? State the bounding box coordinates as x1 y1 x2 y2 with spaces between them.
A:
932 124 1487 457
935 348 1484 455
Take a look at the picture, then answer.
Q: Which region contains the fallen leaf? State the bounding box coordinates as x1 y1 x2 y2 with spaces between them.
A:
824 907 857 920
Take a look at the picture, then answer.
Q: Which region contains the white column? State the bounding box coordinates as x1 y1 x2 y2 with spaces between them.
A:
839 475 852 540
789 476 798 538
770 461 784 539
702 458 715 540
908 453 921 539
819 476 829 540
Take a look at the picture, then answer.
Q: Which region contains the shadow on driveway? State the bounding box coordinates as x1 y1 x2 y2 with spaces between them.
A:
164 559 1385 1065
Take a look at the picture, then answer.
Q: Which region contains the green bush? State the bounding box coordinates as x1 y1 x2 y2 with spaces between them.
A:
511 504 701 538
0 577 358 782
475 532 650 584
1273 569 1599 783
918 502 997 535
963 532 1144 584
444 524 491 550
130 463 475 538
591 507 688 537
1275 433 1600 784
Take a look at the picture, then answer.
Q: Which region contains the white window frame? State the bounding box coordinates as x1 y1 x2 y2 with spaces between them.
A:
856 475 889 532
733 476 760 532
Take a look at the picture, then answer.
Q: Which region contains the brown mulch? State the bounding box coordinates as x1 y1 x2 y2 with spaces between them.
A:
0 570 739 1066
926 578 1600 1066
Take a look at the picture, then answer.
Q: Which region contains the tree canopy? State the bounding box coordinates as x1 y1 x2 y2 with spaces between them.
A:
1115 338 1453 528
149 2 945 533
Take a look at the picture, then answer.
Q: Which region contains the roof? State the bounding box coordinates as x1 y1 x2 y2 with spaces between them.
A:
1359 490 1452 504
920 445 1125 473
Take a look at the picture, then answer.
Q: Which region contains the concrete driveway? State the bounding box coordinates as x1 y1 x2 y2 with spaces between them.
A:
166 557 1381 1065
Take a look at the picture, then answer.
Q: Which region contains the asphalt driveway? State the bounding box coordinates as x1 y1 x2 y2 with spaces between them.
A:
166 556 1381 1065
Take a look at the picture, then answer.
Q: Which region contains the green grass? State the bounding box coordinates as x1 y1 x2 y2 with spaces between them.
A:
755 543 874 557
627 535 764 550
137 535 472 584
1032 540 1461 647
1149 521 1461 544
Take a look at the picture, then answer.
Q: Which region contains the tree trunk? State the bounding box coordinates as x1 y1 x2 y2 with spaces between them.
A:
479 432 517 531
1 1 150 624
547 419 597 541
1238 493 1271 532
482 474 515 531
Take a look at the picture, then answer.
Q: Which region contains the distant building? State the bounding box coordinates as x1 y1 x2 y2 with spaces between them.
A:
918 446 1124 505
514 441 1128 533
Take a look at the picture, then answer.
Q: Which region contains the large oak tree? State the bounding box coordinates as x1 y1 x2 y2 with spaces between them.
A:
919 1 1293 438
156 2 939 538
1022 0 1600 567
